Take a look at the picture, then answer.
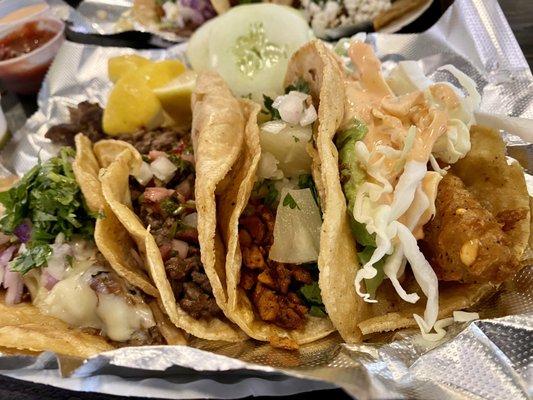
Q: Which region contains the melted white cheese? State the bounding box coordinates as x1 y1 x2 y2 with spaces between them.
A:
34 259 155 342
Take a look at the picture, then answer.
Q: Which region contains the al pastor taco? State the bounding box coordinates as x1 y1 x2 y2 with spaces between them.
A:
290 39 530 342
209 50 336 348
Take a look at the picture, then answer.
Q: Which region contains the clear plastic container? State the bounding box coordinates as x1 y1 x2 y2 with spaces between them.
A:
0 0 50 29
0 18 65 94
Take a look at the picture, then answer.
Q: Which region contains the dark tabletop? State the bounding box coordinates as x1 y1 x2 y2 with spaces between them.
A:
0 0 531 399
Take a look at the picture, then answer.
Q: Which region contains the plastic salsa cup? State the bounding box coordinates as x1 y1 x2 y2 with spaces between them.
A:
0 18 65 95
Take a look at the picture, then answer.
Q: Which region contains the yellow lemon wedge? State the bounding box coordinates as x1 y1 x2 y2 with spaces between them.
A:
153 70 197 126
103 70 164 136
137 60 187 89
108 54 151 83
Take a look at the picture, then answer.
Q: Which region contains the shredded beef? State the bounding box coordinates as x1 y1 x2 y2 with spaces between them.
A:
89 270 123 295
45 101 105 146
238 201 311 330
109 326 166 347
117 127 185 154
44 101 187 151
133 168 222 321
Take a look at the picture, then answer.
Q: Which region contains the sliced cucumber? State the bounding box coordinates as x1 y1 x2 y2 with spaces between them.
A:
190 4 312 102
186 17 218 71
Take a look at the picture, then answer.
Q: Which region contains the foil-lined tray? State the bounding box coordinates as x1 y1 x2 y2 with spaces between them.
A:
0 0 531 398
49 0 190 43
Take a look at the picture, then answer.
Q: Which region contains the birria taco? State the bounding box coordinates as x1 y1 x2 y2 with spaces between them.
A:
288 39 530 342
210 47 338 347
0 134 184 358
97 72 245 342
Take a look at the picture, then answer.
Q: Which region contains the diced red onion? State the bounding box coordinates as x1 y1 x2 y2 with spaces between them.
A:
172 239 189 259
150 156 178 182
14 223 31 243
144 187 174 203
181 6 204 26
4 267 23 305
0 245 18 286
175 179 192 200
42 269 59 291
183 212 198 229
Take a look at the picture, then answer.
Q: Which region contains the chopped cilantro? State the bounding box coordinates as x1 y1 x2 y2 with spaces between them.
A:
262 95 281 120
310 305 327 317
299 281 322 304
167 154 193 178
282 193 300 210
299 281 328 317
0 147 95 274
285 78 310 94
9 244 52 275
252 180 279 208
161 197 179 216
298 174 320 209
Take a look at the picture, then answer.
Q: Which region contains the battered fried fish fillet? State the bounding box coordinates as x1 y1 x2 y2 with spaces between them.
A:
421 173 520 283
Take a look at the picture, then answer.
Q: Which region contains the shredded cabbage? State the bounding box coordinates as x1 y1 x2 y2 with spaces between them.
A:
346 46 485 334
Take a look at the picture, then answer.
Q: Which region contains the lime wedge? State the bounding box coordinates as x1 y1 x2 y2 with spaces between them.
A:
153 70 197 127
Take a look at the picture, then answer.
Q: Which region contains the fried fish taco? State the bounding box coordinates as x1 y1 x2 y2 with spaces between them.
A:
0 136 184 358
295 39 530 342
209 48 337 348
97 73 245 342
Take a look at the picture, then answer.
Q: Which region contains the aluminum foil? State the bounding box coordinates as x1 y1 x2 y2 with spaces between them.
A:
54 0 190 42
0 0 532 398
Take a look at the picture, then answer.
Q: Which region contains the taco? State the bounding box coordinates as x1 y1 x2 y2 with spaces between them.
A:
209 49 337 347
97 72 245 342
132 0 217 37
0 135 185 358
288 40 530 342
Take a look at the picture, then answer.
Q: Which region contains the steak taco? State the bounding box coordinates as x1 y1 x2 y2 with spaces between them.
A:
97 72 245 342
290 40 530 342
0 135 184 358
210 51 336 347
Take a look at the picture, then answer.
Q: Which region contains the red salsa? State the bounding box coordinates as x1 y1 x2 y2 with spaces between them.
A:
0 21 56 61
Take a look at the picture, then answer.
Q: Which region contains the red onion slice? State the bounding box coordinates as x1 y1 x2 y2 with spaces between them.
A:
42 269 59 291
4 267 23 305
0 245 18 286
144 187 175 203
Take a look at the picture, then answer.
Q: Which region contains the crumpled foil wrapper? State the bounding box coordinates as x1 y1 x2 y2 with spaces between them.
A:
0 0 532 398
49 0 190 42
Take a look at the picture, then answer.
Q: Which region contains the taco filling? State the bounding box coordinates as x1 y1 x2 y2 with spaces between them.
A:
237 82 328 330
0 148 160 345
121 128 224 321
333 40 529 337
